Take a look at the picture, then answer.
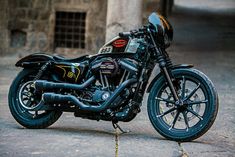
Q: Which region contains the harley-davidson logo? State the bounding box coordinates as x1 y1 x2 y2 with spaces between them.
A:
112 39 127 48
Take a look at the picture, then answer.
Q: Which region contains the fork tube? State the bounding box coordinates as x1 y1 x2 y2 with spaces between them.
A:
162 67 179 101
148 29 179 102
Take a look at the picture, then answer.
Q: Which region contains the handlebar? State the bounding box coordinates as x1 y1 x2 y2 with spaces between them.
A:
119 26 148 38
119 32 131 37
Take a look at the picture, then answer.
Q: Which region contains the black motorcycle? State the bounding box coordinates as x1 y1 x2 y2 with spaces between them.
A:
8 13 218 141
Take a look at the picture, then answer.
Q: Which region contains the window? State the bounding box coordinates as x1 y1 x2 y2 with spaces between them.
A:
54 11 86 49
10 30 26 48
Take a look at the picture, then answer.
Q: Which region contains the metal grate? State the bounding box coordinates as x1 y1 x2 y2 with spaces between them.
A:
54 11 86 49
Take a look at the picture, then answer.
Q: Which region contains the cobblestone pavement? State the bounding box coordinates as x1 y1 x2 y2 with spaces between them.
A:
0 4 235 157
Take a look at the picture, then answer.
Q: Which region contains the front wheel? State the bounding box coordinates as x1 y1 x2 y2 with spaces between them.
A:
148 68 218 142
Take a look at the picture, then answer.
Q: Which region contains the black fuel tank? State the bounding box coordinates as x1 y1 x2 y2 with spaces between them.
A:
98 36 129 54
98 36 144 55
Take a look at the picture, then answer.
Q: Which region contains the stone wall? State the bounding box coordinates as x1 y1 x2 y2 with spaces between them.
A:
0 0 10 55
0 0 162 56
0 0 107 56
5 0 52 55
52 0 108 55
106 0 143 42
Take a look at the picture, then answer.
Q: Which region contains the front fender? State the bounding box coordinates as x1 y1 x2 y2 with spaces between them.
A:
146 64 193 93
16 53 54 68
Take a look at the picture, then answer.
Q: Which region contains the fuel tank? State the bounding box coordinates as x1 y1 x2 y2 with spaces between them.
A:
98 36 142 54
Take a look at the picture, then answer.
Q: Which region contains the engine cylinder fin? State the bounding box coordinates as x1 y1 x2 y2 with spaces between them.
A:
119 70 127 85
100 71 105 88
104 75 109 88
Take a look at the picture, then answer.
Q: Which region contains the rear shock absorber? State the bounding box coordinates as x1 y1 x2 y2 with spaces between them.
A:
34 61 51 81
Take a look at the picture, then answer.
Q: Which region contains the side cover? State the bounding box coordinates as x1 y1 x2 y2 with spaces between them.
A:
53 62 88 83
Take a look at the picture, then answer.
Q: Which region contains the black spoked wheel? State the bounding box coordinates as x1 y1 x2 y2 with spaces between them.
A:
8 69 62 129
148 68 218 142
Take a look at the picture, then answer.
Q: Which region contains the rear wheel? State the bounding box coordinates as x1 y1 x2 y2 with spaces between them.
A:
148 68 218 141
8 69 62 129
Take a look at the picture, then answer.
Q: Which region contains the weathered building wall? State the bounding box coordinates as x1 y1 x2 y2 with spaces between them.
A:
106 0 143 42
105 0 161 41
0 0 162 56
0 0 10 55
52 0 107 55
7 0 52 55
1 0 107 56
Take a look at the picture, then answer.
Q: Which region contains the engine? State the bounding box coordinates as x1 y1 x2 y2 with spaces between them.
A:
88 57 139 106
91 58 138 86
91 58 119 76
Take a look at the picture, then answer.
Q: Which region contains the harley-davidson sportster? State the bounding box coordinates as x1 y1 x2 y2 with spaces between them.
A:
8 13 218 141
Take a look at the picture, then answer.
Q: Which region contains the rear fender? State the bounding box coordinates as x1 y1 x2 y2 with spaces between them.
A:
146 64 193 93
15 53 54 68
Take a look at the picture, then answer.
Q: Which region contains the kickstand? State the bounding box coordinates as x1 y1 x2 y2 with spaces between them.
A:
112 122 130 134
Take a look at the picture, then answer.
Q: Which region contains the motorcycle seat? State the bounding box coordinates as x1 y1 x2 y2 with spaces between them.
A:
53 54 89 62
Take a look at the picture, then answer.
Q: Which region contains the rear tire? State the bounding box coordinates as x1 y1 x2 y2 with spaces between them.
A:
8 69 62 129
148 68 218 142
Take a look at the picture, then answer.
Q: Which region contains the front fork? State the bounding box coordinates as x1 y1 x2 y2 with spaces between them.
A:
147 29 180 104
157 49 180 103
161 66 180 102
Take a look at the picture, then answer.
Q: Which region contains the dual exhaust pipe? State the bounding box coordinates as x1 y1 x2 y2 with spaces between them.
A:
35 77 137 112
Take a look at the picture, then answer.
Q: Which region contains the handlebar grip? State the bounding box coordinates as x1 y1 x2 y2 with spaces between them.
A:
119 32 131 37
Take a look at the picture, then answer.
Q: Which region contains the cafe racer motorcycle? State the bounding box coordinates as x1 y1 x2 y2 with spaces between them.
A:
8 13 218 141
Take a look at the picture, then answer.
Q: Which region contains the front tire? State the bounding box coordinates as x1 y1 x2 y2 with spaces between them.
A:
148 68 218 141
8 69 62 129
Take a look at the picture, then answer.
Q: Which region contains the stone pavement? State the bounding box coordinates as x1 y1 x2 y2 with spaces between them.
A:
0 4 235 157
